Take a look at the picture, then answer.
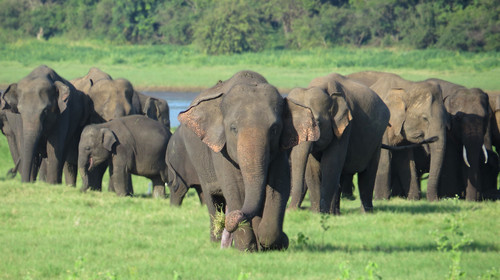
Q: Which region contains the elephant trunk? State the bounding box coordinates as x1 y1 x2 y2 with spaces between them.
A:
79 167 89 192
425 118 447 201
288 141 312 209
225 128 268 233
20 120 43 183
463 140 484 201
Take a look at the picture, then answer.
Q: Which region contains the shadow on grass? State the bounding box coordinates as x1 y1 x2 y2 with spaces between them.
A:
291 241 499 253
335 203 463 216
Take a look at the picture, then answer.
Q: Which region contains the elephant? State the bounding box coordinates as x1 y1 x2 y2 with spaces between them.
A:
287 73 390 214
175 70 319 251
426 78 491 201
0 94 23 178
133 91 170 130
165 126 204 206
348 71 449 201
70 67 112 95
71 68 170 129
2 65 90 184
78 115 171 197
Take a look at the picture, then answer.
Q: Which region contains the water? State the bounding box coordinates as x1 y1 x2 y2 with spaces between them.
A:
143 91 199 128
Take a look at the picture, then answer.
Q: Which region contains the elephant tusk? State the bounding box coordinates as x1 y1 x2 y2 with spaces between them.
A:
88 157 94 171
483 144 488 164
220 228 233 249
463 146 471 168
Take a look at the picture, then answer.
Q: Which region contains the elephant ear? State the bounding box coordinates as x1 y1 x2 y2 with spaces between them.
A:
329 89 353 139
495 95 500 112
281 98 320 150
54 81 70 113
1 83 18 112
143 97 159 120
101 127 118 152
384 88 407 139
178 92 225 153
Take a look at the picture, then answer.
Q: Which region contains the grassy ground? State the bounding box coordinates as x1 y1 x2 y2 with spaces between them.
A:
0 133 499 279
0 39 499 279
0 39 499 92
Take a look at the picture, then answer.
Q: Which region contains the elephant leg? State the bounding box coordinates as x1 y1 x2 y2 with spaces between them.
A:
152 177 166 198
63 161 77 187
321 126 350 215
256 151 290 251
87 163 107 191
357 147 382 213
38 158 47 182
305 154 321 212
109 164 132 196
374 139 392 200
340 173 355 200
194 185 205 205
406 150 421 200
45 141 64 184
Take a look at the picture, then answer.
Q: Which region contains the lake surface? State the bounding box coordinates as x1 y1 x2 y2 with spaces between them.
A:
143 91 199 128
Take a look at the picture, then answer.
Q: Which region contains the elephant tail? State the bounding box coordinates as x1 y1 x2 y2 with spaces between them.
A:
381 136 439 151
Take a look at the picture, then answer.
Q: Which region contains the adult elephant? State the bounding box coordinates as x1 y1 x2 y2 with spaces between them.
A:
176 70 319 251
427 79 491 201
72 68 170 129
348 71 449 201
2 65 89 184
287 73 390 214
165 126 204 206
70 67 112 95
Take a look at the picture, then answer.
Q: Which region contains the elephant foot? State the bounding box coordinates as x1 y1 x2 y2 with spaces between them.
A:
259 232 289 251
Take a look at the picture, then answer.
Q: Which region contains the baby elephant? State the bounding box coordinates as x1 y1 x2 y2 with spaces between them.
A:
78 115 171 197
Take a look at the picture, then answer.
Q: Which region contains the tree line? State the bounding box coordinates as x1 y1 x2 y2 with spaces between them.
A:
0 0 498 54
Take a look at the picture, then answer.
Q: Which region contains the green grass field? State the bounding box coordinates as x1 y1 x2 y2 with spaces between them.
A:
0 39 499 279
0 133 499 279
1 39 499 91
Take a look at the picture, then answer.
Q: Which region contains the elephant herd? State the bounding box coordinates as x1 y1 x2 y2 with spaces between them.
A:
1 65 499 252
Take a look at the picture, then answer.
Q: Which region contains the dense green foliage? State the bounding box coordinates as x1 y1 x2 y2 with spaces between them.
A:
0 133 499 279
0 0 499 54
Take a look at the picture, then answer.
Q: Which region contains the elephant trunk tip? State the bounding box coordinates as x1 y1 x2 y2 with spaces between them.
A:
224 210 247 233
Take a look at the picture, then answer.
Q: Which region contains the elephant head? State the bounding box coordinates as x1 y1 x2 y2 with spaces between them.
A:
178 70 319 249
142 95 170 129
78 124 117 191
87 78 137 123
2 65 74 183
286 84 352 211
71 67 112 95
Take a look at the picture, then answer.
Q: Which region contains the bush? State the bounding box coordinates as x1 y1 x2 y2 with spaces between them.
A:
193 0 267 54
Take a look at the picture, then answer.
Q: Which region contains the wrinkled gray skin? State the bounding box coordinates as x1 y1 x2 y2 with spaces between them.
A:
71 68 170 129
427 78 491 201
288 73 390 214
133 91 170 130
70 67 112 95
87 78 138 123
165 128 204 206
485 92 500 199
2 65 89 184
348 71 449 201
0 93 23 178
78 115 171 197
177 70 319 251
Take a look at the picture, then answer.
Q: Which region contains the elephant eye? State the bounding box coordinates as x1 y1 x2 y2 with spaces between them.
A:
230 124 238 134
85 146 91 151
270 124 280 136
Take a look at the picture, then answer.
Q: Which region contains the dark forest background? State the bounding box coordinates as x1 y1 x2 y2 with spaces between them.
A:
0 0 498 54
